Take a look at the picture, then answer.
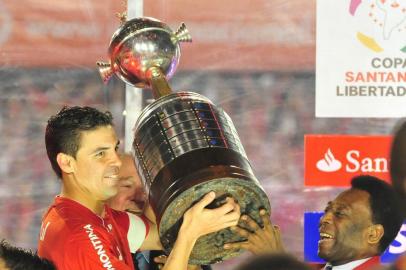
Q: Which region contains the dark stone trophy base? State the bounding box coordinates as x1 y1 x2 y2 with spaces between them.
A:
150 147 270 265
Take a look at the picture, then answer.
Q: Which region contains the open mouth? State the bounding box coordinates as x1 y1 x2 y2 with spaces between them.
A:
104 175 119 184
319 232 335 242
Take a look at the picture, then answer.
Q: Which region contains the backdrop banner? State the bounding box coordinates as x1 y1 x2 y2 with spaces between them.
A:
316 0 406 117
0 0 315 70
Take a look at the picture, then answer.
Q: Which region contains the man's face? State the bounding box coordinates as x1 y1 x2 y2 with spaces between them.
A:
318 188 374 265
108 153 147 212
72 125 122 201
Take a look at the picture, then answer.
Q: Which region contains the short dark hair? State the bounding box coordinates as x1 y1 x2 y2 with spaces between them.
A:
0 240 56 270
351 175 403 253
390 120 406 216
45 106 113 178
236 254 311 270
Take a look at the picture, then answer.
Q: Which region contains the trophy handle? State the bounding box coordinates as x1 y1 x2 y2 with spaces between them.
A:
172 23 192 43
96 61 115 84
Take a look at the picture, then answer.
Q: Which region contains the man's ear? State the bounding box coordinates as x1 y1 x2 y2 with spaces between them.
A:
56 153 75 174
367 224 384 245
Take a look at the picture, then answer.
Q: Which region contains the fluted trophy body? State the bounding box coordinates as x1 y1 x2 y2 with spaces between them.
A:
98 17 270 264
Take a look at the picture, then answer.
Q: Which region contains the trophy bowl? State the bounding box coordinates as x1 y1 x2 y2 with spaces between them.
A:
97 17 190 89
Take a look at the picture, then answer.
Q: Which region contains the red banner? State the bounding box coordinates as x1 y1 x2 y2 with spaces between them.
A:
0 0 122 67
144 0 315 71
304 135 392 186
0 0 315 70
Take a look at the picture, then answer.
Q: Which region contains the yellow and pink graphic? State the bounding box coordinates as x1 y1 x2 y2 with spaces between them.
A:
350 0 406 52
316 0 406 117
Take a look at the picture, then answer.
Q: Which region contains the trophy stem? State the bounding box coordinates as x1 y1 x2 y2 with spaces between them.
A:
147 66 173 99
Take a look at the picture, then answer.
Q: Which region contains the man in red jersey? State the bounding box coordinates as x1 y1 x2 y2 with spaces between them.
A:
38 106 240 270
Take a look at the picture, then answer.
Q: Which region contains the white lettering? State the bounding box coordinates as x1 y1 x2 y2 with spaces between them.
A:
345 150 388 173
373 158 388 172
100 254 110 263
346 150 360 172
24 21 100 39
40 222 51 241
95 244 105 255
83 224 116 270
103 261 114 269
361 158 374 172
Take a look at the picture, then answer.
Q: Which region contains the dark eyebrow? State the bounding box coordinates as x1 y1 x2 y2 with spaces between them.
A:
92 147 110 154
91 140 120 155
335 204 350 210
330 201 351 211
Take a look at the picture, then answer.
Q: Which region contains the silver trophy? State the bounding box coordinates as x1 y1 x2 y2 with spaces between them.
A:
98 17 270 264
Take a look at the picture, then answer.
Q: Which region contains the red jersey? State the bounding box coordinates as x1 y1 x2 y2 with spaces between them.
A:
353 256 380 270
38 197 149 270
321 256 380 270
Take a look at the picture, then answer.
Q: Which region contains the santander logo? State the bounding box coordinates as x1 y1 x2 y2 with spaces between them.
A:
316 148 388 173
304 135 392 186
316 149 342 172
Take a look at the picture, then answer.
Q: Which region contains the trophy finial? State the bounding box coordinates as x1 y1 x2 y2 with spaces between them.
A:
115 1 127 24
96 61 114 84
173 23 192 43
115 11 127 24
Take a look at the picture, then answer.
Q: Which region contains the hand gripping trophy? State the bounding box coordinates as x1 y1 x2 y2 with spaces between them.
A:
97 17 270 264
